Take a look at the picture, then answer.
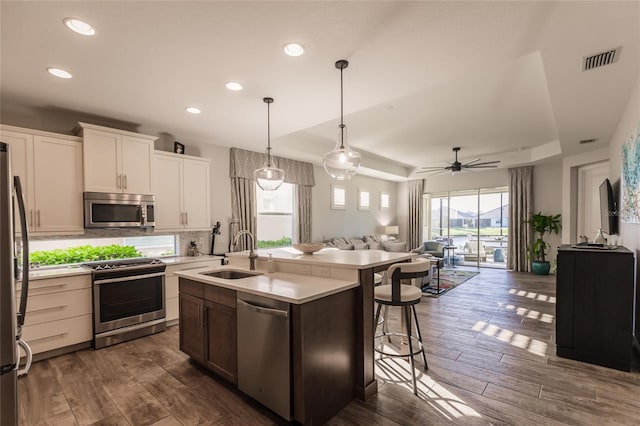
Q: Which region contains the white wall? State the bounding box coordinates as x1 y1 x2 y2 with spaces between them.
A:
311 165 398 241
608 74 640 252
533 160 563 263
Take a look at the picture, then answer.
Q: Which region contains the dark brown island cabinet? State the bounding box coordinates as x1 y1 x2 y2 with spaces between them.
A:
556 245 636 371
178 278 357 425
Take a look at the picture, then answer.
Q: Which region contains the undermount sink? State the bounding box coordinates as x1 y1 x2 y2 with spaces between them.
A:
200 270 262 280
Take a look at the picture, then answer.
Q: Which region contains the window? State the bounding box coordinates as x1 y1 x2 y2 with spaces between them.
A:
358 189 370 210
331 185 346 209
425 187 509 268
380 192 390 210
256 182 294 247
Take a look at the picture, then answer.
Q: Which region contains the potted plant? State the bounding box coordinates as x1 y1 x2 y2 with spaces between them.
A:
526 212 562 275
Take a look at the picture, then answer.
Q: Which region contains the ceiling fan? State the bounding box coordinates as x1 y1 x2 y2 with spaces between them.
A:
418 147 500 175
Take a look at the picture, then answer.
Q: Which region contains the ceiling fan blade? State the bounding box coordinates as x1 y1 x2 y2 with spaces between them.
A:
466 160 500 167
464 158 481 166
465 165 499 169
419 166 447 171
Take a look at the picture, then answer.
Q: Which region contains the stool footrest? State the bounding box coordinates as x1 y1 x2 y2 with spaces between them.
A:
374 333 424 358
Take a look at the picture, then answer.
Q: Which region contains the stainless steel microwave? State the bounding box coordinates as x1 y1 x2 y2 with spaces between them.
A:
84 192 155 229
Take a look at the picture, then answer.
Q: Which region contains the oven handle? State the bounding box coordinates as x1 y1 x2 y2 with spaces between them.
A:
94 272 165 285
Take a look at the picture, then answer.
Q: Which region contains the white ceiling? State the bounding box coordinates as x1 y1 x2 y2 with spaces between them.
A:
1 1 638 181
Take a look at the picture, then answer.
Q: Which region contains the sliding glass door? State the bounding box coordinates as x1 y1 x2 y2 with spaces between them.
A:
425 187 509 269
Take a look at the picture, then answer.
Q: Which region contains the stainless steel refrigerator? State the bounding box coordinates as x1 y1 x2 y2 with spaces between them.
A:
1 142 30 426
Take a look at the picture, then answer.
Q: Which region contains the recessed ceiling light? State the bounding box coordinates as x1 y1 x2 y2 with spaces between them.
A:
185 106 201 114
283 43 305 57
63 18 95 36
225 81 243 91
47 68 72 79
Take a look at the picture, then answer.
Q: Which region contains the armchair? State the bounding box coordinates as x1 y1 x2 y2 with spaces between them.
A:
422 240 446 258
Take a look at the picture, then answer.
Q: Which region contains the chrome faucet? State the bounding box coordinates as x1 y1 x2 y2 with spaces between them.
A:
233 230 258 270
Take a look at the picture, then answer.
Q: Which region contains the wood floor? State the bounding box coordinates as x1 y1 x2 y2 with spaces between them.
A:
18 268 640 425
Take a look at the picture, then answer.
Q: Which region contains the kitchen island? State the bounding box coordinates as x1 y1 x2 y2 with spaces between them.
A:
176 265 359 424
226 248 415 400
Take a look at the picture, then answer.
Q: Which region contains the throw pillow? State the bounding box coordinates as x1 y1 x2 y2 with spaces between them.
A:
383 241 408 252
366 237 381 250
334 240 354 250
352 240 368 250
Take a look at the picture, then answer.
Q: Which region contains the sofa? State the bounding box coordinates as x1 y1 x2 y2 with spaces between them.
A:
323 236 435 286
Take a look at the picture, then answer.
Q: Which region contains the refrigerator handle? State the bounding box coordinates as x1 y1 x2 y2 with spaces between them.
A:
13 176 29 332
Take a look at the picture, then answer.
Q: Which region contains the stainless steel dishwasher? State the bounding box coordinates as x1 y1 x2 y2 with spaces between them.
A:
236 292 291 420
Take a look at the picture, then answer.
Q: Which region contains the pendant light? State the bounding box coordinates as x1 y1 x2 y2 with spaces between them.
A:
323 59 361 180
254 97 285 191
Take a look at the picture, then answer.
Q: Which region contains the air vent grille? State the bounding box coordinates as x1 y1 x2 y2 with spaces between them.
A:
583 47 620 71
579 138 598 145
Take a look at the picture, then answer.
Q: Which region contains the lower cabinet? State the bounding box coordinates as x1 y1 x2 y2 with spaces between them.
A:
166 260 222 323
18 274 93 357
179 279 237 384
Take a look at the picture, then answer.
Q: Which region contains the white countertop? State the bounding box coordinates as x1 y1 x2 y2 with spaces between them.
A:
176 265 359 304
28 255 223 280
227 247 414 269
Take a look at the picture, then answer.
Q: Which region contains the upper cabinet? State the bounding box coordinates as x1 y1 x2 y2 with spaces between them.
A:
76 122 155 194
0 125 83 235
154 151 210 231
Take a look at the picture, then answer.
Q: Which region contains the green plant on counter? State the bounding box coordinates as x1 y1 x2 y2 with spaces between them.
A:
257 237 292 249
30 244 141 266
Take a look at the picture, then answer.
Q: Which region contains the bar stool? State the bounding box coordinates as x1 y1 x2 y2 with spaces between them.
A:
374 258 429 395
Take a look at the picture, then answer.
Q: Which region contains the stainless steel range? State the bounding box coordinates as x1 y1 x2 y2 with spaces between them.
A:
83 258 166 349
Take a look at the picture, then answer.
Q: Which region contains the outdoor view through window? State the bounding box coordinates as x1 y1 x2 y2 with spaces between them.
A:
256 182 294 248
426 188 509 268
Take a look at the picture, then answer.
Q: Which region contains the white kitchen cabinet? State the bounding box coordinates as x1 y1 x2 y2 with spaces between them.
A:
77 122 156 194
18 274 93 357
154 151 210 231
0 125 83 235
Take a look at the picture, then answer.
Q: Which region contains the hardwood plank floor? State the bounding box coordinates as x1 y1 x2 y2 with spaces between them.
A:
17 268 640 425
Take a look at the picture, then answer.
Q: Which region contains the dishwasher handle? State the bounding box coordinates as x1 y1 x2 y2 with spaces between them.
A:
238 299 288 318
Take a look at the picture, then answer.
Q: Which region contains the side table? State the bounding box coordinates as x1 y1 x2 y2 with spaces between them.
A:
423 257 445 295
443 245 457 268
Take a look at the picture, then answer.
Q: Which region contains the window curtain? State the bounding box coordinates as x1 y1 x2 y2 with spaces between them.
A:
229 148 315 249
408 179 424 250
508 166 533 272
295 185 312 243
230 177 256 251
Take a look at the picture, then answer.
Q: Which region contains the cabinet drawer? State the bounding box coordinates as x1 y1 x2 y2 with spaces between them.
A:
166 296 178 322
179 279 203 298
166 261 218 276
20 274 91 296
21 314 92 355
204 285 236 308
19 288 91 326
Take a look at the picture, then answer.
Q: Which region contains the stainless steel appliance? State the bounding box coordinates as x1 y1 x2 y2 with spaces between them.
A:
1 142 30 425
83 192 155 229
83 258 166 349
237 292 291 420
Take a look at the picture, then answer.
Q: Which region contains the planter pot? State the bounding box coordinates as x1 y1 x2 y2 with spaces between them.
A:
532 261 551 275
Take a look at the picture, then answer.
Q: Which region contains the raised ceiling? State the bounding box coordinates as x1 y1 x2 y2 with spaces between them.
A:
1 1 638 181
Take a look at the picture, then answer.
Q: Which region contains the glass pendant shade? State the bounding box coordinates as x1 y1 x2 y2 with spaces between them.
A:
323 124 361 180
323 59 360 180
254 97 284 191
254 155 284 191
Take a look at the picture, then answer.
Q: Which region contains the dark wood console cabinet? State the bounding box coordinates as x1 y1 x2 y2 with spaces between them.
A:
556 245 635 371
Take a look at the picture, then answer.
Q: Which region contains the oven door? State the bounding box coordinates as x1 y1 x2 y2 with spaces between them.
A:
93 271 165 334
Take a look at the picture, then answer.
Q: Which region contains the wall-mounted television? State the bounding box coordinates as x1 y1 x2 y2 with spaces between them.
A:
599 178 617 235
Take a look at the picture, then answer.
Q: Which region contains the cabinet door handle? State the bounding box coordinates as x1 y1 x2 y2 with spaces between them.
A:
28 210 33 227
37 210 41 228
202 306 207 327
197 305 203 328
185 212 188 225
117 174 121 188
124 174 128 189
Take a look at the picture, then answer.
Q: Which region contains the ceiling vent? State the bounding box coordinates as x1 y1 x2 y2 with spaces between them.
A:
583 47 621 71
579 138 598 145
